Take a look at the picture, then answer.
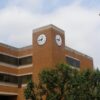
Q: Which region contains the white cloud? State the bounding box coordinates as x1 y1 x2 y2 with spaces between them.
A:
0 1 100 69
6 0 45 13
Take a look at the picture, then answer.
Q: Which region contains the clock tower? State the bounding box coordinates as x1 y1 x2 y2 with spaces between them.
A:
32 24 65 82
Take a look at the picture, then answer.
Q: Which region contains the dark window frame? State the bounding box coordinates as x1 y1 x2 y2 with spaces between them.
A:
0 73 18 84
0 54 32 66
19 56 32 66
0 73 32 86
0 54 18 66
66 56 80 68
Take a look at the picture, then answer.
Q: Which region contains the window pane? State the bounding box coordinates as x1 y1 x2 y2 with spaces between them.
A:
0 73 32 86
0 54 32 66
19 56 32 66
66 56 80 68
0 54 18 66
0 73 18 84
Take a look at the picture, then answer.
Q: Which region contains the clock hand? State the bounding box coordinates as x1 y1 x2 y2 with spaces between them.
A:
40 38 43 41
57 38 60 41
38 38 43 41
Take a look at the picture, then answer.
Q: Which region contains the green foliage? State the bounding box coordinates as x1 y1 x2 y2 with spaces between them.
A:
24 80 36 100
24 64 100 100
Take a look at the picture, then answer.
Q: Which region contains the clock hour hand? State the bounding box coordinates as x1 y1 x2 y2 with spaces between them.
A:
38 38 43 41
57 38 60 41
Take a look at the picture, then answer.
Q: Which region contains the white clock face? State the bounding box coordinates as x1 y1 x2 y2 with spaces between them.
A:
55 34 62 46
37 34 46 45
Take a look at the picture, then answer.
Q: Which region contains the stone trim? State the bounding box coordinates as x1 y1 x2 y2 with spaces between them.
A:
0 91 18 95
0 71 32 76
0 62 18 69
17 73 32 76
0 82 18 88
22 84 27 87
66 55 80 61
0 62 33 70
0 51 32 58
18 64 33 69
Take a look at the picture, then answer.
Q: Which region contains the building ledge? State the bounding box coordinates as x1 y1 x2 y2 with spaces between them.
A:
0 91 18 96
0 82 18 88
0 62 33 69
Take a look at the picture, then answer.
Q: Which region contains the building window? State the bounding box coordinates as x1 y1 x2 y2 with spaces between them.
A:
18 74 32 88
0 54 32 66
0 54 18 66
0 73 32 86
66 56 80 68
0 73 18 84
19 56 32 66
18 75 32 84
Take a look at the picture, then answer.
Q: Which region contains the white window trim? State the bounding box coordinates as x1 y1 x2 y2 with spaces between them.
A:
0 71 32 76
66 55 80 61
0 62 33 69
0 82 18 87
0 92 18 95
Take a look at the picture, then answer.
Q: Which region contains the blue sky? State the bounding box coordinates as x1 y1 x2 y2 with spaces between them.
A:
0 0 100 69
0 0 100 13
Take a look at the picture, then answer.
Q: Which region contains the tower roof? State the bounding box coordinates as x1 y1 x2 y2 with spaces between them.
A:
33 24 64 33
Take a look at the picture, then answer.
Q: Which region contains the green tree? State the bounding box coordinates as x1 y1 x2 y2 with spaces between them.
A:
24 80 36 100
24 64 100 100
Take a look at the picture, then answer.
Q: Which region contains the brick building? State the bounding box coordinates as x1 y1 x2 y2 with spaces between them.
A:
0 24 93 100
